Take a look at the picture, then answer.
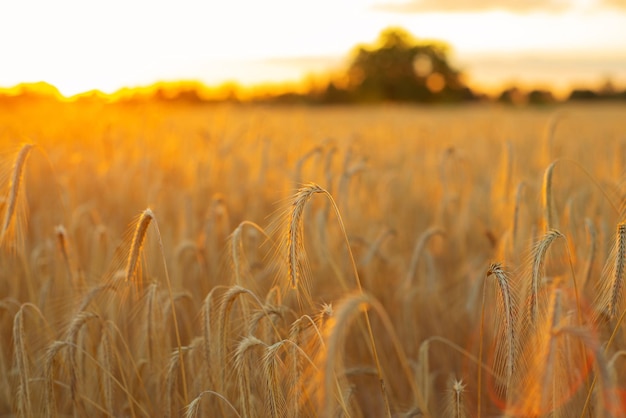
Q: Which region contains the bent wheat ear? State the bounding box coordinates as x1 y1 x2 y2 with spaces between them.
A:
288 184 325 289
1 143 33 247
487 263 519 396
530 230 562 324
235 335 266 418
230 220 270 286
125 209 153 285
55 224 79 288
124 208 188 403
65 311 99 406
184 390 242 418
44 340 67 418
405 226 445 289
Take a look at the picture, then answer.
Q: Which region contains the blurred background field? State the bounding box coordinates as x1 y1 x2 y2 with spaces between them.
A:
1 100 626 416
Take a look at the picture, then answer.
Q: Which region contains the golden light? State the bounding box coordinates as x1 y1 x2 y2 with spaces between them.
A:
0 1 625 96
426 73 445 93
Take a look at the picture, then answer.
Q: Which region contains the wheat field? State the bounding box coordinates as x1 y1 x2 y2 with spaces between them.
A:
1 100 625 417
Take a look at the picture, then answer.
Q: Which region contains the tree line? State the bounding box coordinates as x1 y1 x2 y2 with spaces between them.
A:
2 27 624 105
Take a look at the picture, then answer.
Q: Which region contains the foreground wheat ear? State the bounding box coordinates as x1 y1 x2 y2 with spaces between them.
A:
124 208 189 403
287 182 365 293
287 182 395 417
287 183 325 290
487 262 518 390
0 143 33 247
125 208 154 285
478 262 516 418
606 222 626 319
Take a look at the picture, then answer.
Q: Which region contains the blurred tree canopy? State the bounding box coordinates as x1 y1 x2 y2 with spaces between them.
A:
325 27 474 103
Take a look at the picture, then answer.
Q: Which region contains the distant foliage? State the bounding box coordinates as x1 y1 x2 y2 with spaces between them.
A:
336 27 475 103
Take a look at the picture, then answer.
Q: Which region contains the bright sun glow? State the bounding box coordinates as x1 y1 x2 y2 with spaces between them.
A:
1 0 626 96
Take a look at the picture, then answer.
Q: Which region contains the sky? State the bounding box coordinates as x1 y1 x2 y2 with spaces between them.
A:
1 0 625 97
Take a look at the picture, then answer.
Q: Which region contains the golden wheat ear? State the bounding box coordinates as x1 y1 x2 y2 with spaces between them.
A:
0 143 34 252
486 263 519 395
286 183 325 291
529 229 563 325
125 208 154 287
122 208 188 404
595 222 626 321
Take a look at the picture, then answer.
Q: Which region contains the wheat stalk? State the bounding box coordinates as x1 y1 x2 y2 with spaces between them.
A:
582 218 597 288
235 335 266 418
542 111 565 165
520 286 563 416
201 285 226 385
530 229 563 324
289 319 303 418
65 311 99 410
230 220 270 286
558 326 618 417
511 181 526 253
359 226 395 268
263 341 286 418
98 328 114 417
217 286 279 391
127 208 189 403
542 161 557 232
13 306 31 418
165 339 200 418
217 286 251 390
43 340 67 418
165 348 182 418
294 145 322 186
144 282 160 365
405 226 445 289
289 183 395 416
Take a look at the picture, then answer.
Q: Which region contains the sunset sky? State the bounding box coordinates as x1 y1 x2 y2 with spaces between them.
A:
1 0 625 97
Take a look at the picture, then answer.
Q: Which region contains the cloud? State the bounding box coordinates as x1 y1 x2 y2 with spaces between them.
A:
601 0 626 10
261 56 344 68
373 0 571 14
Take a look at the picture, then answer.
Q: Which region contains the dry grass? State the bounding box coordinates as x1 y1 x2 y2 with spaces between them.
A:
1 100 626 417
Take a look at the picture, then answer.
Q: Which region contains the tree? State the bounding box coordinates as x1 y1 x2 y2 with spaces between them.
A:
343 27 473 103
528 89 555 105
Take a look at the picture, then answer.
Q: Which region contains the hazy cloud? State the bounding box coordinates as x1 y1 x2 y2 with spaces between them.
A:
373 0 571 14
261 56 344 68
601 0 626 10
